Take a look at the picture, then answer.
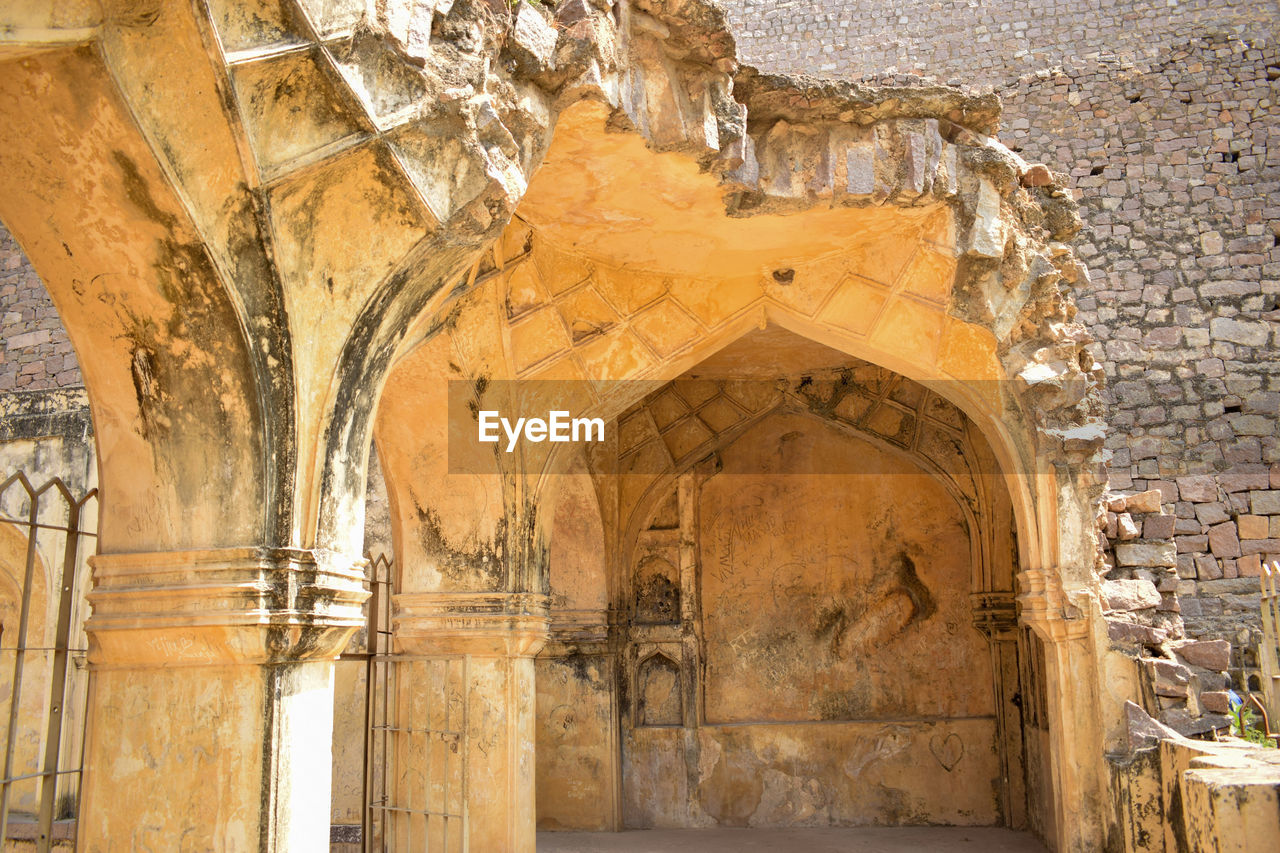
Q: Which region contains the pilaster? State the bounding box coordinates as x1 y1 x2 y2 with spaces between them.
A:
972 590 1028 829
389 591 550 853
1016 568 1105 852
78 547 367 852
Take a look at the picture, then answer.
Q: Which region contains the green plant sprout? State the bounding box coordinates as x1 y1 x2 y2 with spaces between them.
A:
1227 700 1276 748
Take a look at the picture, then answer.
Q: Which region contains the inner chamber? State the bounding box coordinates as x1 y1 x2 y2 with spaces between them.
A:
535 325 1056 839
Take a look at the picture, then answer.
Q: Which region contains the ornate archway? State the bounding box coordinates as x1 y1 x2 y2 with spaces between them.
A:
0 2 1112 850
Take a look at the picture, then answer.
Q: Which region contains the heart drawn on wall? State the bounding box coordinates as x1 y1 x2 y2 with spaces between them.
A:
929 732 964 772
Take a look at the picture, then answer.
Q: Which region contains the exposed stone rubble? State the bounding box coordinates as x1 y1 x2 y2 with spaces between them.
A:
0 224 80 391
370 1 1110 512
1097 487 1243 736
2 2 1273 851
1098 488 1182 643
716 0 1280 752
721 73 1108 498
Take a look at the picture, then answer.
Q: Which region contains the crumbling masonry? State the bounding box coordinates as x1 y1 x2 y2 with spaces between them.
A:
0 1 1277 851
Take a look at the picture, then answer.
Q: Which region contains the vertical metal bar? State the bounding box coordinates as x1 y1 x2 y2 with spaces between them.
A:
405 658 413 853
424 659 431 852
381 601 392 850
460 655 468 853
430 658 438 853
362 558 380 853
445 660 452 851
0 481 41 838
394 657 403 851
377 557 394 852
71 653 92 853
69 492 96 853
35 495 81 853
378 591 389 845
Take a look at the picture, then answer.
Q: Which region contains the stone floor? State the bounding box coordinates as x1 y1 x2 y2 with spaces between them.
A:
538 827 1049 852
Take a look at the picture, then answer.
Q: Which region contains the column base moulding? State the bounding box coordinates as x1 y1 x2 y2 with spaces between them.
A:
87 546 369 666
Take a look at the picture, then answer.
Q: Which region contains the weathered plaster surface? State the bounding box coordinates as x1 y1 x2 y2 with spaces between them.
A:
624 720 1002 829
613 410 1007 829
697 415 986 721
0 0 1157 851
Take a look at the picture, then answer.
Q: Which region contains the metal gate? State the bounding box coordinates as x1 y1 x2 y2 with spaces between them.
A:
350 550 394 851
360 552 469 852
0 472 96 852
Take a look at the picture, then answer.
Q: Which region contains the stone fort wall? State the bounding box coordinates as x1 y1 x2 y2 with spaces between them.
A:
719 0 1280 671
720 0 1272 85
1 223 81 392
2 0 1279 674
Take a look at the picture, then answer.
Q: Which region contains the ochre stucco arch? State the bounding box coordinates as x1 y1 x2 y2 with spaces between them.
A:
0 1 1112 850
381 276 1053 597
375 222 1104 848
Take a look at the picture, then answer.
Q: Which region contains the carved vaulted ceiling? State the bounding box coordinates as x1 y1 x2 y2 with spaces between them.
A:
0 0 1104 564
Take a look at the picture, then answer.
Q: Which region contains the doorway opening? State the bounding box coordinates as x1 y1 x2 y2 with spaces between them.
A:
536 327 1053 842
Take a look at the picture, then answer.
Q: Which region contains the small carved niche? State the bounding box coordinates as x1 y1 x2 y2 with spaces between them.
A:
633 555 680 624
637 653 683 727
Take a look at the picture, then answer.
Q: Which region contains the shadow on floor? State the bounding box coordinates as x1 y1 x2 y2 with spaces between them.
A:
538 827 1050 853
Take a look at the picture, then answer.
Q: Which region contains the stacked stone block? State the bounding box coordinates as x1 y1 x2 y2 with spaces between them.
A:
1097 487 1236 733
1000 38 1280 676
720 0 1280 697
1145 639 1234 735
1098 488 1183 646
0 222 82 392
720 0 1274 85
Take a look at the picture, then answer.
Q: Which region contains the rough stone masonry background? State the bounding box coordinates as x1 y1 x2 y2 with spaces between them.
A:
0 223 81 392
1 1 1278 678
719 0 1280 676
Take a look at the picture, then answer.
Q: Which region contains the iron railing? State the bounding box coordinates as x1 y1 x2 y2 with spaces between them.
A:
0 473 96 852
359 552 468 852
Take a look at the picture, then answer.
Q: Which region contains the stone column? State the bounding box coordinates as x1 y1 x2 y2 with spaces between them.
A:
392 592 549 853
79 547 367 852
1018 567 1105 853
972 590 1028 829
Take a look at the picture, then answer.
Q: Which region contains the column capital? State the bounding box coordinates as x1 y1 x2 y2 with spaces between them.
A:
543 608 610 656
971 590 1019 638
393 591 550 657
87 547 368 666
1017 567 1090 642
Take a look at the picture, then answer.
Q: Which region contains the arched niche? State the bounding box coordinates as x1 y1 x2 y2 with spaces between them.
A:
525 325 1047 834
371 67 1106 847
635 653 683 728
